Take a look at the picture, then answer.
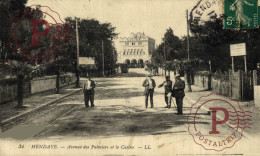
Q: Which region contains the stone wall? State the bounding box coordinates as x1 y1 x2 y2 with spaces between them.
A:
30 74 76 94
193 74 209 90
211 77 229 95
0 78 31 104
193 73 229 95
0 74 76 104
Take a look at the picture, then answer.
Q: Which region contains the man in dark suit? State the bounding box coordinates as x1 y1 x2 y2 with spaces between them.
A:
83 76 96 107
158 76 172 108
142 74 156 108
172 74 185 115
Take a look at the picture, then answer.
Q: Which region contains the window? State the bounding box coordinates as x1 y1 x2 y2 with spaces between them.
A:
123 52 125 55
125 42 129 45
138 42 142 45
140 49 143 55
132 42 135 45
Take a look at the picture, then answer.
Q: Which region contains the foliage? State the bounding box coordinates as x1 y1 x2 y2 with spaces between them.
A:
65 18 118 72
212 70 229 82
153 16 260 72
190 16 260 71
0 0 28 62
152 28 182 67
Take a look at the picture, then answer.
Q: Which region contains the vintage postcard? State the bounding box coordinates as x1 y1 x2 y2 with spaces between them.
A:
1 0 260 155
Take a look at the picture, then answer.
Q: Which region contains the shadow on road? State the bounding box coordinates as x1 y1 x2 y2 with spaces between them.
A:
34 105 210 139
96 88 144 100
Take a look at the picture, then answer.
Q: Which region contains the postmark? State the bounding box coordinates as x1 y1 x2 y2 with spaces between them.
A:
190 0 220 25
8 5 73 63
223 0 258 29
187 93 252 151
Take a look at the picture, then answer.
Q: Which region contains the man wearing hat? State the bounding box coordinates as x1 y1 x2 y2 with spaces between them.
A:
158 76 172 108
172 74 185 115
83 76 96 107
142 74 156 108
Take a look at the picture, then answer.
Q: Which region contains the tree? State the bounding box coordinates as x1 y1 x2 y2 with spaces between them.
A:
0 0 28 63
190 16 260 71
152 28 182 75
3 61 34 108
65 18 118 77
3 5 49 107
163 28 182 61
44 23 75 93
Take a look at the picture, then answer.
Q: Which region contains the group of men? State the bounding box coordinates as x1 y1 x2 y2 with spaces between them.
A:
82 74 185 115
142 74 185 115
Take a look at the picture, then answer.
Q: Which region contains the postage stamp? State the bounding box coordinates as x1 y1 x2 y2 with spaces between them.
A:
258 0 260 26
223 0 258 29
187 93 252 151
8 5 73 63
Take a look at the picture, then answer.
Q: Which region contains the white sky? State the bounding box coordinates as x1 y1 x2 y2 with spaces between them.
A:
27 0 200 45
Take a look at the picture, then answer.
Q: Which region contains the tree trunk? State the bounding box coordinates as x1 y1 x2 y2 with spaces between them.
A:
185 71 192 92
16 75 25 108
56 71 60 94
76 70 80 88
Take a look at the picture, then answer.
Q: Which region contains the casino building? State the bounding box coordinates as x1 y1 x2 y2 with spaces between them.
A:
117 32 155 68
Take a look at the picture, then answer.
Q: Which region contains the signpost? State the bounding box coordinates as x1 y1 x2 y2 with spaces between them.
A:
230 43 247 73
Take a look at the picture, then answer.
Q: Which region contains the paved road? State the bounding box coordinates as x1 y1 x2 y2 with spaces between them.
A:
1 69 252 155
34 68 193 139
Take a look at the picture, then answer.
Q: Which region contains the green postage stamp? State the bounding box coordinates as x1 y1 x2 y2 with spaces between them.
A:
224 0 258 29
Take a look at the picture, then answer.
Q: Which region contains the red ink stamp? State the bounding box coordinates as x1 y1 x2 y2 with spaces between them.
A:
8 5 73 63
187 93 252 151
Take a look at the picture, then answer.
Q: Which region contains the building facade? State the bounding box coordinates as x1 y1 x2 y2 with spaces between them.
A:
117 32 155 67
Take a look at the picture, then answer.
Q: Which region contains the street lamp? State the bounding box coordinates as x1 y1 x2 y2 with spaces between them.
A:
75 18 80 87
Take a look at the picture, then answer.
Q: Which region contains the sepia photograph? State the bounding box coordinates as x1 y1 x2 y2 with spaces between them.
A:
1 0 260 155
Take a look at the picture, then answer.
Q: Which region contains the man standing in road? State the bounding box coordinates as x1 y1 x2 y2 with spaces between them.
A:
142 74 156 108
158 76 172 108
83 76 96 107
172 74 185 115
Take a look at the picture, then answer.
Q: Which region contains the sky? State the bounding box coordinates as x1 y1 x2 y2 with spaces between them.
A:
27 0 200 45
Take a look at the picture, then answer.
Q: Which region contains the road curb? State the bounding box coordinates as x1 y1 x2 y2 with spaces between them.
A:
1 88 82 127
185 97 252 140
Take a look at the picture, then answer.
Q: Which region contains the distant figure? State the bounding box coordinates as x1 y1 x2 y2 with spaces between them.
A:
158 76 172 108
142 74 156 108
83 76 96 107
155 67 159 76
172 74 185 115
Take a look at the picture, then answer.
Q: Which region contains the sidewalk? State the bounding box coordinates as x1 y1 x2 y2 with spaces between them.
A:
154 75 259 137
0 85 82 128
184 85 260 137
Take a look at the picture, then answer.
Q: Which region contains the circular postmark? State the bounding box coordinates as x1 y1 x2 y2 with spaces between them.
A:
8 5 72 63
187 93 252 151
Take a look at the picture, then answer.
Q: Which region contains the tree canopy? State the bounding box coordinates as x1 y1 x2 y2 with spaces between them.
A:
65 18 118 72
152 16 260 72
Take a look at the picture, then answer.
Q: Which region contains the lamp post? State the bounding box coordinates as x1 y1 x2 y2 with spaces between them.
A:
75 18 80 87
186 9 190 61
164 37 166 76
102 40 105 77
